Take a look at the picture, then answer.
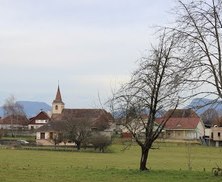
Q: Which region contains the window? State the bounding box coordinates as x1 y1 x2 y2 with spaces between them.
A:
218 132 221 137
55 105 58 110
36 119 47 124
40 132 45 139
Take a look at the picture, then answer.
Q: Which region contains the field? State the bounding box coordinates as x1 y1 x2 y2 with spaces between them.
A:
0 143 222 182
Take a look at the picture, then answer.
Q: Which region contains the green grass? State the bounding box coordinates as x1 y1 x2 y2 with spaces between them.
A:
0 143 222 181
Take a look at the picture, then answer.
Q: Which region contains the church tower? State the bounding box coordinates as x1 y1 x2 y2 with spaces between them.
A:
52 85 65 114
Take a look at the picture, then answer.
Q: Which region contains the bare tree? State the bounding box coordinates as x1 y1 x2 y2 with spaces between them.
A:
200 108 219 127
3 95 25 137
167 0 222 99
52 132 63 149
110 33 188 171
64 118 91 150
3 96 25 116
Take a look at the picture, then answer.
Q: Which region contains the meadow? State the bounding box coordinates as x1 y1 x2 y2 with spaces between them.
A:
0 142 222 182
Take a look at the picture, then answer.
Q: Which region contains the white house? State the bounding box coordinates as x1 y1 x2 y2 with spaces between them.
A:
156 109 205 140
28 111 50 130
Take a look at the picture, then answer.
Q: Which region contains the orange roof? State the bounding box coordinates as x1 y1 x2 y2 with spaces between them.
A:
156 117 200 130
156 109 201 130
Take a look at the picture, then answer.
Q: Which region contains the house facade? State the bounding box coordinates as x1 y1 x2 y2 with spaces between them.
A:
203 126 222 147
0 115 29 130
36 120 69 145
28 111 50 130
156 109 205 140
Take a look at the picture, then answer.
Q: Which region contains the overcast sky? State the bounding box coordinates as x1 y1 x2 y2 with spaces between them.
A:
0 0 175 108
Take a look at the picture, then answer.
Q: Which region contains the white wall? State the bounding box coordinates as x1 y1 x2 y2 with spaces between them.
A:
204 128 211 137
196 121 205 138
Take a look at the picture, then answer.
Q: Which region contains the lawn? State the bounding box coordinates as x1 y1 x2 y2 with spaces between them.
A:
0 143 222 182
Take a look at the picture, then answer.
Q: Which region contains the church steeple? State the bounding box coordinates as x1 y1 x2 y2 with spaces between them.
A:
52 85 65 114
53 85 64 104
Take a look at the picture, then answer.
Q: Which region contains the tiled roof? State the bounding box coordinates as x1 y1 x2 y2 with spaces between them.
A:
0 115 29 125
156 117 200 130
52 108 112 122
156 109 201 130
29 111 50 124
36 120 68 132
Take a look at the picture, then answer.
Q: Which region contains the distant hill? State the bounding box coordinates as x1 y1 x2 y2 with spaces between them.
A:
185 98 222 116
112 98 222 119
1 98 221 119
0 101 51 118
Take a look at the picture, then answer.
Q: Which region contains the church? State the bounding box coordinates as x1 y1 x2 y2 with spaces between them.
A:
35 86 114 145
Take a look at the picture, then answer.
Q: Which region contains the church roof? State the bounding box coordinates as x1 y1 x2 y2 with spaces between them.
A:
51 108 113 130
52 85 64 104
52 108 111 119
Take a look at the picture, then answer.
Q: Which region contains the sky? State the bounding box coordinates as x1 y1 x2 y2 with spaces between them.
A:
0 0 175 108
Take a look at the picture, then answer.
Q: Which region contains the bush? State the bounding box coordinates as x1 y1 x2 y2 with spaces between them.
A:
90 133 112 152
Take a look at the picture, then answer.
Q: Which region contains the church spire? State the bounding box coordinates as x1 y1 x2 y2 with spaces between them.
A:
53 85 64 104
52 85 65 114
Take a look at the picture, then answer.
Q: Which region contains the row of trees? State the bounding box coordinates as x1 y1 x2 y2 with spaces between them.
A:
110 0 222 171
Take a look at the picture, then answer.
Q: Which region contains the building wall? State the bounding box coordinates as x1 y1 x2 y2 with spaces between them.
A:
52 103 64 114
164 121 204 140
196 121 205 138
204 128 212 137
211 127 222 141
165 130 198 140
0 124 28 130
185 130 198 139
36 131 75 146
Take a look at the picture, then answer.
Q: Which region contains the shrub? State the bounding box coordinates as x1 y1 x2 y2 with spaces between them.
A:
90 133 112 152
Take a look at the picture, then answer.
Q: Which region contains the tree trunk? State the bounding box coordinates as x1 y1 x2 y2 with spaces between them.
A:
76 142 81 150
140 146 150 171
